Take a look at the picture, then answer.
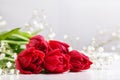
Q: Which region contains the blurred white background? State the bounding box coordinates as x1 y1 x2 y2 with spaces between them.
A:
0 0 120 50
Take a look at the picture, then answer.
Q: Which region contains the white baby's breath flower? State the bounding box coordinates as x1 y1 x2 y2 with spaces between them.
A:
0 68 2 75
0 20 7 26
63 35 68 39
68 47 73 51
12 53 17 60
6 61 12 68
48 32 56 39
98 47 104 53
0 53 5 60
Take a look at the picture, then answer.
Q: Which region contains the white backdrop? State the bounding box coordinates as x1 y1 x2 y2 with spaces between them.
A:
0 0 120 50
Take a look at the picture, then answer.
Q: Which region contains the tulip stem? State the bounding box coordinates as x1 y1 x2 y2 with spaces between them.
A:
1 40 28 45
12 34 29 41
4 57 15 62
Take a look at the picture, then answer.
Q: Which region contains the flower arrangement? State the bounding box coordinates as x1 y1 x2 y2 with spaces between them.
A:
0 10 119 74
0 27 92 74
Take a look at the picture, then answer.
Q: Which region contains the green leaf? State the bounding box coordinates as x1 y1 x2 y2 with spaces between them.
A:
11 34 29 41
0 28 20 40
16 30 33 39
6 35 27 41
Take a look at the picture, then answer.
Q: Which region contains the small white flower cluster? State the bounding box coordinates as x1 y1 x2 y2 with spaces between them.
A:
0 42 18 75
21 10 46 34
81 29 120 70
0 42 6 60
0 16 7 27
0 68 19 75
0 54 5 60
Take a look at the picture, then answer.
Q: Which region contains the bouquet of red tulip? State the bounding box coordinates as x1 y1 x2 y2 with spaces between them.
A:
16 35 92 74
0 28 92 74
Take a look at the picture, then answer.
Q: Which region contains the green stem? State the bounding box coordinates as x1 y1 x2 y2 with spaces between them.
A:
4 57 15 62
1 40 28 45
1 52 13 56
12 34 29 41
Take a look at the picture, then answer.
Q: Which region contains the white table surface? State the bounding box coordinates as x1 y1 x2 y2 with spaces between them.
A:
0 56 120 80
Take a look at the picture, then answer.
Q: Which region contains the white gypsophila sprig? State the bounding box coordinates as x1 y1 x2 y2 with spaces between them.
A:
0 16 7 27
0 53 5 60
82 28 120 70
6 61 12 68
12 53 17 60
0 68 2 75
